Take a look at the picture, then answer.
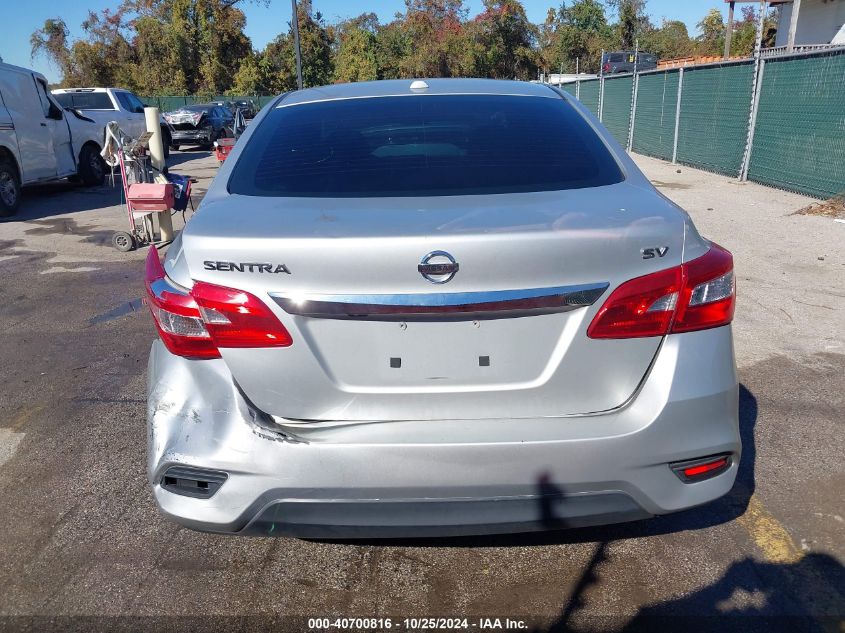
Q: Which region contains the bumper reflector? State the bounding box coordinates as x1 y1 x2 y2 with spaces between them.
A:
161 466 228 499
670 455 731 483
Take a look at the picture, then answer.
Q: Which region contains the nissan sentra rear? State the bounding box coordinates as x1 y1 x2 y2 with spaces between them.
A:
146 79 740 537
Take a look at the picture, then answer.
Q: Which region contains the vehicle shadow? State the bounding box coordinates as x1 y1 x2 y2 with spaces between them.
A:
323 384 758 549
166 148 214 169
534 550 845 633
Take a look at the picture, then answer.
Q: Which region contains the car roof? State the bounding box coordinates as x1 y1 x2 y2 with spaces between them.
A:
51 88 114 93
278 78 557 108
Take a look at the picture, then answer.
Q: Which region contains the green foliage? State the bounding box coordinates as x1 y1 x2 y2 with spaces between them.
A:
334 20 379 83
29 0 777 96
696 8 725 55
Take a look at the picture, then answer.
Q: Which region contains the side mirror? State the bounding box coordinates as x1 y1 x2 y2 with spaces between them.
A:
48 103 63 120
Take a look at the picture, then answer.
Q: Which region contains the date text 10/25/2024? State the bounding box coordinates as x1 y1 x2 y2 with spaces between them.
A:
307 617 529 630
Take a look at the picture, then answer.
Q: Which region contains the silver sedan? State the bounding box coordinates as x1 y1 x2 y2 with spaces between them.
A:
145 78 740 537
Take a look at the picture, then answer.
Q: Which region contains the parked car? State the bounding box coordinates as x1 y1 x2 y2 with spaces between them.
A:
211 100 236 114
163 104 233 150
0 63 108 216
145 79 739 538
233 99 257 118
602 51 658 74
51 87 175 157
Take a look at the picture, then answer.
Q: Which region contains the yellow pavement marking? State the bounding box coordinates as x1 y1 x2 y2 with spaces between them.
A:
7 405 44 431
737 494 804 564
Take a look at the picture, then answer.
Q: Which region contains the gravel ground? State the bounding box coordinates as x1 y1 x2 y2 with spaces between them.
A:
0 150 842 632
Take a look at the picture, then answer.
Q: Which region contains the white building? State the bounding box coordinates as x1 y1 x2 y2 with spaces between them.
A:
772 0 845 47
724 0 845 57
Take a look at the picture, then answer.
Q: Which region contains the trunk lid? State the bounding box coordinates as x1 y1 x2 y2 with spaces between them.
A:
178 182 685 421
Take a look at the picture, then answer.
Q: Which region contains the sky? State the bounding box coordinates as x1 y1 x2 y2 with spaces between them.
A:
1 0 730 83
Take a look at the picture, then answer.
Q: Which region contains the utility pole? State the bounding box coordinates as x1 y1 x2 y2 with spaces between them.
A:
291 0 303 90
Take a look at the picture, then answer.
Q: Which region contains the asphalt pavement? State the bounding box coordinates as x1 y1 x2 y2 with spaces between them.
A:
0 150 842 632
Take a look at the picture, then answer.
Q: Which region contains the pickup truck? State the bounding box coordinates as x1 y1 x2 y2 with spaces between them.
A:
0 62 108 216
51 87 174 157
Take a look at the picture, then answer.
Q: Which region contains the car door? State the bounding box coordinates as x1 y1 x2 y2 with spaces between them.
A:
34 77 75 177
124 92 150 138
2 70 56 182
112 91 142 138
217 106 233 136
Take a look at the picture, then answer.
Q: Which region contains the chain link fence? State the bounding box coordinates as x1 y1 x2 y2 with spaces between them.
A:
561 47 845 199
599 75 634 149
631 69 680 161
747 50 845 198
676 61 755 176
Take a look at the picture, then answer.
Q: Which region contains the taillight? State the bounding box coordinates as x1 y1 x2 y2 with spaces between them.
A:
144 247 292 359
144 246 220 359
603 62 611 73
587 243 735 339
191 281 292 348
672 245 735 333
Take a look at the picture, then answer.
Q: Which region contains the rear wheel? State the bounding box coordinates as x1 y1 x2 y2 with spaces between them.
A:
202 128 217 151
77 144 106 186
161 128 172 159
0 157 21 217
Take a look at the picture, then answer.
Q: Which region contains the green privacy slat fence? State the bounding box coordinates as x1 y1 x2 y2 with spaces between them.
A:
675 62 754 176
747 50 845 198
601 75 634 146
561 83 577 97
577 80 601 116
632 70 680 161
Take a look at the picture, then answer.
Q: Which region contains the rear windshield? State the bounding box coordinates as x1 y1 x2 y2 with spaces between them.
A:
183 104 212 112
53 92 114 110
228 94 623 198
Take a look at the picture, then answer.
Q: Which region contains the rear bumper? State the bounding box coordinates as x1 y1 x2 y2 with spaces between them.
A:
147 326 740 537
170 128 212 143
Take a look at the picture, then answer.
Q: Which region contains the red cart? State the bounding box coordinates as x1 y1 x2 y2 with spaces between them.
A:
213 137 235 164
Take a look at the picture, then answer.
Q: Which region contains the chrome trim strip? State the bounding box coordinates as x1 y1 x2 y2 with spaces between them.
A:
0 123 15 131
270 283 608 320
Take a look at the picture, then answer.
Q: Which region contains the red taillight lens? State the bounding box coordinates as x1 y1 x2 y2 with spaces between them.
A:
672 245 735 333
144 247 292 359
587 266 681 339
144 247 220 359
587 243 735 339
190 281 292 349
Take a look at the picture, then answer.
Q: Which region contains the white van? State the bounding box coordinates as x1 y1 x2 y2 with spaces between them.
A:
0 63 107 216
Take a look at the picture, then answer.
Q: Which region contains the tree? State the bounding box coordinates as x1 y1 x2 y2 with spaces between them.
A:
334 15 380 83
230 52 264 94
468 0 537 80
30 18 75 83
540 0 612 74
728 6 778 56
697 8 725 56
395 0 469 77
639 19 695 60
607 0 650 49
31 0 254 95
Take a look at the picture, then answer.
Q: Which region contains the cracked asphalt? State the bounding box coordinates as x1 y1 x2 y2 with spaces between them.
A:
0 150 842 632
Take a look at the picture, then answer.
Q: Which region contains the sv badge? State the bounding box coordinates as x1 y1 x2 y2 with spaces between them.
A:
641 247 669 259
